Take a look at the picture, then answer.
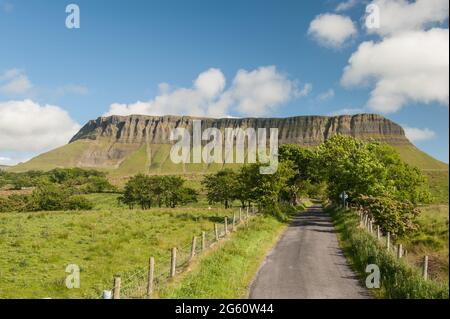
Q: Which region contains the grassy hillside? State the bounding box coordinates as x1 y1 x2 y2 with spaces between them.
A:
395 144 448 170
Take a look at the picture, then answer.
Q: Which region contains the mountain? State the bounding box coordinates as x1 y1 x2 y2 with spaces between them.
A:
10 113 448 175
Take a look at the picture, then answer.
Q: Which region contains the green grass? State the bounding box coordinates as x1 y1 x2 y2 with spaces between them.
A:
424 170 449 204
394 144 448 170
402 205 449 283
0 197 238 299
329 206 448 299
159 215 287 298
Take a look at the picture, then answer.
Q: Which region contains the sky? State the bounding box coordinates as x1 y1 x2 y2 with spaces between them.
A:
0 0 448 165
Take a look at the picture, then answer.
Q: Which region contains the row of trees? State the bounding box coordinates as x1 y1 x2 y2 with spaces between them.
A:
202 135 430 235
119 174 198 209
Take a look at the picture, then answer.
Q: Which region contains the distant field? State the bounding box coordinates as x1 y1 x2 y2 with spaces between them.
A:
0 194 235 298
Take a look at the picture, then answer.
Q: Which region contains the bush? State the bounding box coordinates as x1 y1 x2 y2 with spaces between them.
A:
64 195 94 210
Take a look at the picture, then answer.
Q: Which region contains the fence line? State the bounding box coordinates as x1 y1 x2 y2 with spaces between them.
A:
354 207 429 281
103 206 260 299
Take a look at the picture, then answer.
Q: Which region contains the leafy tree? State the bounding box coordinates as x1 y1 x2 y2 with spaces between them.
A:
355 195 420 238
81 176 117 193
315 135 430 204
119 174 153 209
119 174 197 209
237 162 294 219
202 169 238 208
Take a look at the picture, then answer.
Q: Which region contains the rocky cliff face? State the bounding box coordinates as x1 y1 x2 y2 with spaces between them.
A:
70 113 409 146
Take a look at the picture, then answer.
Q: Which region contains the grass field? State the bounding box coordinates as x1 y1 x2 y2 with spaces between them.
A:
424 170 449 204
0 194 237 298
402 205 449 283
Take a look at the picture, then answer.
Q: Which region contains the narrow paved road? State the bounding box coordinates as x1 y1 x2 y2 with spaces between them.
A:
249 204 370 299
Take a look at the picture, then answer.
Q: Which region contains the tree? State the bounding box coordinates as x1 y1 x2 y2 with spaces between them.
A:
119 174 198 209
202 169 238 208
355 195 420 238
315 135 430 204
119 174 153 209
237 161 294 219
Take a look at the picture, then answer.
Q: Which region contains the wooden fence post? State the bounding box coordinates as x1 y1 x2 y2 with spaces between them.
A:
239 208 242 223
397 244 403 259
113 276 121 299
422 256 428 280
224 217 228 235
232 213 236 232
170 247 177 277
201 231 206 251
386 232 390 251
214 224 219 241
190 236 197 260
246 206 249 219
377 225 381 240
146 257 154 297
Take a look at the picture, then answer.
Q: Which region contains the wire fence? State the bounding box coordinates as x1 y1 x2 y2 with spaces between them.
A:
102 206 259 299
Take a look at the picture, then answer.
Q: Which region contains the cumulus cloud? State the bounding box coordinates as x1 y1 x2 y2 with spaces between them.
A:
308 14 357 48
341 28 449 113
403 126 436 142
365 0 449 36
0 100 81 153
0 69 33 96
105 66 310 118
317 89 335 101
336 0 359 12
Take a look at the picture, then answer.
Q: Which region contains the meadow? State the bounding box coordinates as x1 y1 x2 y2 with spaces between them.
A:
0 193 235 298
403 204 449 283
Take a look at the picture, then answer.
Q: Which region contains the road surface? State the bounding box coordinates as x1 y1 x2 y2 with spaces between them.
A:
249 204 370 299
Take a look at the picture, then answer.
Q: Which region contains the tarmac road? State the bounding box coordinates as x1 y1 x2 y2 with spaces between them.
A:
249 204 370 299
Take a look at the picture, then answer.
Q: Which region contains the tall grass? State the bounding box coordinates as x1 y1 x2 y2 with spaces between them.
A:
329 206 449 299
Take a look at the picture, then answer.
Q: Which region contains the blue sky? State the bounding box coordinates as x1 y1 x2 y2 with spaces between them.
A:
0 0 448 164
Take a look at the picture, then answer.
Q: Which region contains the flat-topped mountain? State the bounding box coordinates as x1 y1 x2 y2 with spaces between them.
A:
70 113 408 146
11 113 447 174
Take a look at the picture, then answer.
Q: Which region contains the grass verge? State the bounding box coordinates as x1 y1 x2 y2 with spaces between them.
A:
329 206 449 299
158 211 297 298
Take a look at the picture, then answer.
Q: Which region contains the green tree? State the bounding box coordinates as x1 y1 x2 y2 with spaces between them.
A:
119 174 153 209
202 169 238 208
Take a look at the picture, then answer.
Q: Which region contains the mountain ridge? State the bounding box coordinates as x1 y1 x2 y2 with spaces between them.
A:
10 113 448 174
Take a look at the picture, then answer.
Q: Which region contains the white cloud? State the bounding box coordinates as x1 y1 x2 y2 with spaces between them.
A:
308 14 357 48
336 0 359 12
341 28 449 113
317 89 335 101
403 126 436 142
0 100 81 153
365 0 449 36
105 66 310 118
0 69 33 96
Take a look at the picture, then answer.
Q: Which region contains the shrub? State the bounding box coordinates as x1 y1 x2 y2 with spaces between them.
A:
64 195 94 210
